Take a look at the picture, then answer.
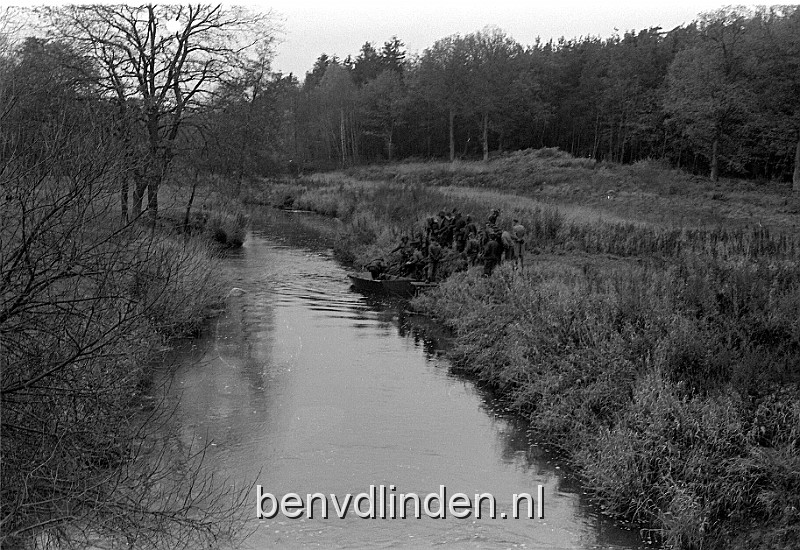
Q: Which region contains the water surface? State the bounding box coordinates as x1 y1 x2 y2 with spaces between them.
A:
164 210 649 549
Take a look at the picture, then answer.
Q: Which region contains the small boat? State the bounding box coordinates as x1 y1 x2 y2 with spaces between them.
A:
348 273 435 298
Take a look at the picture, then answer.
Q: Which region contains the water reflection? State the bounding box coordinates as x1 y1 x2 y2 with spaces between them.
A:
159 209 651 549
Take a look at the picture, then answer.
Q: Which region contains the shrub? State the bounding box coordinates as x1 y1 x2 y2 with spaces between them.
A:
413 251 800 548
206 209 248 248
131 237 227 337
1 124 240 548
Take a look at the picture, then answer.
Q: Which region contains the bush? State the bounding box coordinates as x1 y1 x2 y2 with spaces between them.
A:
131 237 227 337
1 121 241 548
413 253 800 548
205 209 247 248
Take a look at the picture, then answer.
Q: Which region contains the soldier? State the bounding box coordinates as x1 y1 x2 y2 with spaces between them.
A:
482 233 502 276
365 257 387 280
403 245 426 280
464 214 477 239
501 230 515 263
465 229 481 266
486 208 501 243
453 212 467 252
511 218 526 271
425 217 437 249
427 239 443 282
390 235 412 264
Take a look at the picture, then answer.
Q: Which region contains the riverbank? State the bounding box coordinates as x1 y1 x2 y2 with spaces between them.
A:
158 175 250 249
1 172 241 547
246 152 800 549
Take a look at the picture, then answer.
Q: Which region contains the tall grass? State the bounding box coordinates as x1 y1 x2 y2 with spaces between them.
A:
259 174 800 268
410 255 800 548
341 149 798 231
158 180 249 248
128 235 227 337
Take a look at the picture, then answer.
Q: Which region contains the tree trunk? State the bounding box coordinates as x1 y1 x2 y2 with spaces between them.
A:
482 111 489 162
448 108 455 163
131 175 147 219
146 176 158 224
570 126 576 155
340 108 346 167
710 138 720 182
183 170 199 233
350 112 359 165
793 137 800 194
121 178 129 222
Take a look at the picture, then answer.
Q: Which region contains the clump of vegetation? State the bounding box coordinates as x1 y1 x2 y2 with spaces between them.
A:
156 177 250 249
205 209 248 248
128 236 227 336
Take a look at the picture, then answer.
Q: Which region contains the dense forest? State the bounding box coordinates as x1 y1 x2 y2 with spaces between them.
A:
285 5 800 187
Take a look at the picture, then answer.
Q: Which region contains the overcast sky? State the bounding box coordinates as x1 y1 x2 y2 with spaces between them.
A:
265 1 738 78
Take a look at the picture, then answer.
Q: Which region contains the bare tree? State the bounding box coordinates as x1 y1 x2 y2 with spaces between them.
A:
41 4 277 220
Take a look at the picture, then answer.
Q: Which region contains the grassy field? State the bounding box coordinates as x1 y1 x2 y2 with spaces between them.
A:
342 149 800 231
243 149 800 549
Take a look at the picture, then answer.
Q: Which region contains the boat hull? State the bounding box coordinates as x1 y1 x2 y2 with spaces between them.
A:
348 274 431 298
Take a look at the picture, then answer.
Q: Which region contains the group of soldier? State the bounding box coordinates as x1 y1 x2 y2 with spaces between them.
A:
365 208 526 282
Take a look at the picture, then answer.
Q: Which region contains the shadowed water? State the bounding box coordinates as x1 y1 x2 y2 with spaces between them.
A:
162 210 653 549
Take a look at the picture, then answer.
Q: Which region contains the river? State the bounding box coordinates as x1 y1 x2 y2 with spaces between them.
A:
161 209 652 549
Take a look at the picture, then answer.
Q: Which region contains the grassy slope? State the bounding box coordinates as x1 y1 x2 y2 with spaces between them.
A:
347 150 799 231
245 150 800 549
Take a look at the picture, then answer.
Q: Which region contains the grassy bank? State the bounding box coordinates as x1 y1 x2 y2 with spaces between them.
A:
1 167 243 547
342 149 800 231
244 151 800 548
158 175 250 249
246 167 799 271
413 261 800 548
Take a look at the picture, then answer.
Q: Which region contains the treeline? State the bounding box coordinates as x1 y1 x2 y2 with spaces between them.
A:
4 5 798 215
279 6 799 188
